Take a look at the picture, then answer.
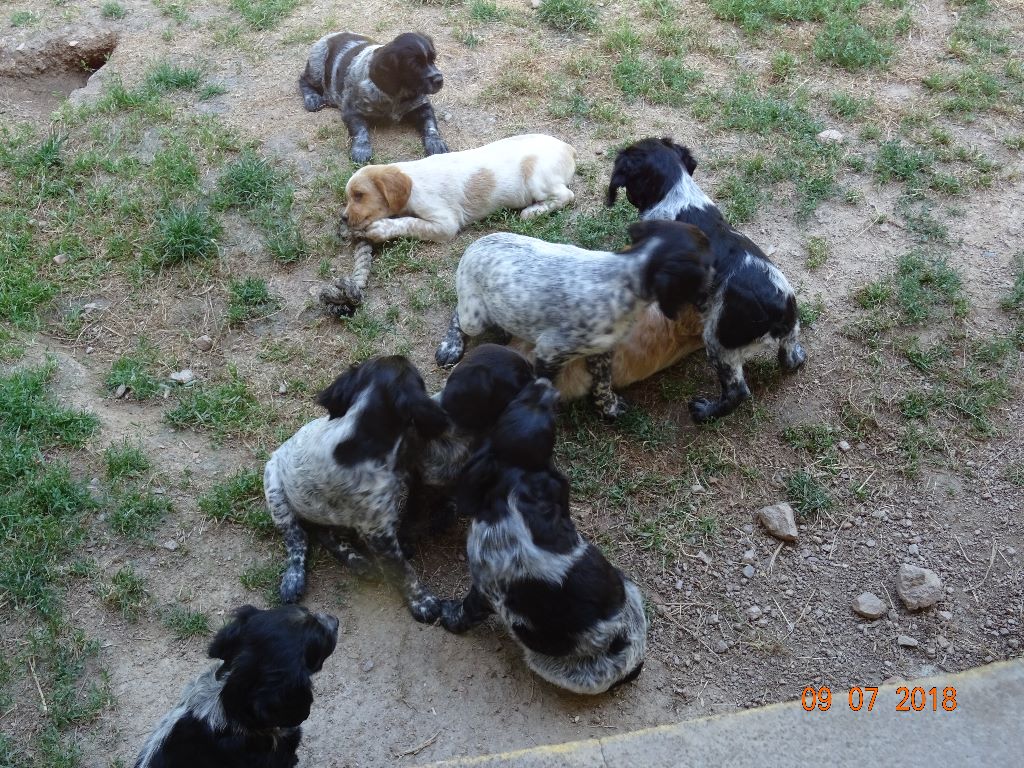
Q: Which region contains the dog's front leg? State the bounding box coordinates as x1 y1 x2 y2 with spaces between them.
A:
440 585 494 634
365 531 441 624
407 102 449 156
435 311 467 367
688 353 750 423
585 352 627 419
362 216 456 243
342 108 373 164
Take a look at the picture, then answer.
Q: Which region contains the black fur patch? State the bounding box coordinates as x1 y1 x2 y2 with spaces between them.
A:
369 32 442 98
440 344 535 434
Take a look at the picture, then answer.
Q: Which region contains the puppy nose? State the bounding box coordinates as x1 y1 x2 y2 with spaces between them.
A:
315 611 340 637
429 73 443 88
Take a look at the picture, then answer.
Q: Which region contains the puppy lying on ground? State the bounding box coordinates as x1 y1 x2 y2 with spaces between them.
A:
133 605 338 768
264 356 450 623
342 134 576 243
435 220 712 418
440 380 647 694
607 137 806 422
300 31 448 163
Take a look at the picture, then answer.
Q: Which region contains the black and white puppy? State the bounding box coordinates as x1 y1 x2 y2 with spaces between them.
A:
607 137 807 422
435 220 712 418
264 356 450 623
441 380 647 695
133 605 338 768
299 31 448 163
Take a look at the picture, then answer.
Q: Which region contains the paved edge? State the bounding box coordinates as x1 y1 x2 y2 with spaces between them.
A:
418 659 1024 767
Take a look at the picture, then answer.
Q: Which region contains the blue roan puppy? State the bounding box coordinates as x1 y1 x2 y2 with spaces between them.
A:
441 380 647 694
299 31 448 163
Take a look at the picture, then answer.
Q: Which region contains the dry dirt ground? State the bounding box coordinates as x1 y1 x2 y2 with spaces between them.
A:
1 0 1023 765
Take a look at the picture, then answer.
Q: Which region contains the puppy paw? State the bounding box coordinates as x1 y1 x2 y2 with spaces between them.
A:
434 339 464 368
345 553 374 579
303 94 326 112
440 600 469 633
279 566 306 604
598 394 628 421
424 136 449 156
409 593 442 624
362 220 392 243
688 397 719 424
779 344 807 372
350 140 372 165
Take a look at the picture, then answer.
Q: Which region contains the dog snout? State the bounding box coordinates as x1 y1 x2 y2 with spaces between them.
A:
532 378 561 406
427 70 443 92
315 611 340 638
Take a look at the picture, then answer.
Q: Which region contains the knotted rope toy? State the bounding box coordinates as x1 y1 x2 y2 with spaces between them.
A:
319 222 374 318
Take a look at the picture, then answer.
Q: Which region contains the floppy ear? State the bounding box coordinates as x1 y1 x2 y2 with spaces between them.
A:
368 47 401 94
455 449 496 517
627 219 659 246
440 364 492 432
677 145 698 176
221 650 314 730
645 225 711 320
408 394 450 440
208 605 260 666
372 168 412 214
316 364 362 419
606 153 635 206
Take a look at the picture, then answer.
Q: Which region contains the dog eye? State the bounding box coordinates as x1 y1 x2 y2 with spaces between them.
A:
352 192 364 201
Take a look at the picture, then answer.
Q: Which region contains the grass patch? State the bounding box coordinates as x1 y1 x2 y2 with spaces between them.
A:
106 340 164 400
536 0 597 32
227 277 279 324
469 0 509 21
109 488 171 538
104 439 152 483
230 0 299 30
148 204 222 267
100 566 149 621
813 13 897 71
895 251 965 324
165 370 267 440
806 236 829 269
101 1 128 19
146 62 204 92
786 469 833 516
874 140 935 188
198 468 273 535
163 606 211 639
215 151 281 210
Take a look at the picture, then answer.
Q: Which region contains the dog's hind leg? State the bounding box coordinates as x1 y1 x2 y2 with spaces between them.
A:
316 529 372 577
264 463 309 603
440 585 494 634
299 70 326 112
688 352 750 424
365 530 441 624
435 311 467 367
520 184 575 219
585 352 627 419
407 102 449 157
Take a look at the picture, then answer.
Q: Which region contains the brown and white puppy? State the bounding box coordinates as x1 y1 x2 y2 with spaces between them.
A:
342 134 576 243
513 304 705 400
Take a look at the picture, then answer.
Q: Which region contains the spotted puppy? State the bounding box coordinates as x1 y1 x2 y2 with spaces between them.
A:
441 379 647 694
342 134 576 243
300 31 448 163
435 220 712 418
133 605 338 768
607 137 807 422
264 356 450 623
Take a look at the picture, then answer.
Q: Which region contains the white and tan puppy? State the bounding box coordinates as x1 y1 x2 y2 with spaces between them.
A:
342 134 576 243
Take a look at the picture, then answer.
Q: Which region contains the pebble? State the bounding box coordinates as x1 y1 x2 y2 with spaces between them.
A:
85 346 94 354
938 610 953 622
816 129 844 144
838 440 851 452
756 502 799 542
897 634 919 648
170 369 196 385
361 660 374 672
746 605 762 621
865 538 876 548
713 639 730 654
895 564 943 610
194 335 213 351
741 549 756 564
742 564 755 579
1006 547 1017 557
851 592 887 619
278 382 288 395
53 254 69 265
908 543 919 556
115 384 128 399
162 539 178 551
936 635 950 649
696 550 713 566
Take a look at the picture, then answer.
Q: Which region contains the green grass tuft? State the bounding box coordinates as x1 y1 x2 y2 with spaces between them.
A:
145 62 204 92
101 566 149 621
230 0 300 29
162 606 211 639
101 1 128 19
469 0 509 21
536 0 598 32
165 370 267 440
109 488 172 538
813 14 896 71
104 439 152 483
786 469 833 516
227 277 279 324
198 469 273 535
149 204 222 266
215 151 281 210
106 340 163 400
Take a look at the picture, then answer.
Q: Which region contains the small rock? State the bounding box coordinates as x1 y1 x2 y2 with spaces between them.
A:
852 592 887 619
278 382 288 395
757 502 799 542
897 634 919 648
1006 547 1017 557
443 111 453 121
531 0 541 7
936 635 950 649
53 254 69 265
838 440 851 452
115 384 128 399
691 483 704 493
742 564 756 579
908 543 919 556
361 660 374 673
162 539 178 551
696 550 712 566
938 610 953 622
746 605 762 621
85 346 95 354
707 614 720 625
865 538 877 548
816 129 844 144
895 564 943 610
741 549 756 564
170 369 196 385
194 335 213 351
713 639 729 654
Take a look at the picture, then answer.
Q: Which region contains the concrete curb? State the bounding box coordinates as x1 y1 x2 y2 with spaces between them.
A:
419 659 1023 767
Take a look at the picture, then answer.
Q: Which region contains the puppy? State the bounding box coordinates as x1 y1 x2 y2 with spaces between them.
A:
607 137 807 422
441 380 647 695
133 605 338 768
342 134 576 243
435 220 712 418
300 31 448 163
263 356 450 623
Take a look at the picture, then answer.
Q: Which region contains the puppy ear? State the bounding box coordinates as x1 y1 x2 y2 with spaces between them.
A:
372 168 412 215
645 224 711 320
316 364 362 419
208 605 260 665
408 395 450 440
627 220 658 245
455 450 496 516
221 651 314 730
606 152 634 206
677 145 698 176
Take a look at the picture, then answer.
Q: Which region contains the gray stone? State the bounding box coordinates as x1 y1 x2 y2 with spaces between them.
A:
713 639 729 654
838 440 851 452
896 564 943 610
741 549 756 564
170 369 196 385
162 539 178 551
742 564 756 579
908 543 919 556
816 129 844 144
898 634 919 648
53 253 69 265
852 592 887 619
746 606 762 621
115 384 128 399
757 503 799 542
194 335 213 351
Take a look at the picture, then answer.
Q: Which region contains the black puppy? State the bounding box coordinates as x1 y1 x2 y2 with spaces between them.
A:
441 380 648 694
299 31 448 163
133 605 338 768
607 137 807 422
